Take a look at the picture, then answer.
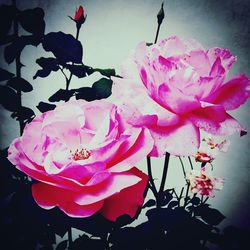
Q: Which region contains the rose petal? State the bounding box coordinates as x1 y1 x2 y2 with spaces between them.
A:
100 167 148 221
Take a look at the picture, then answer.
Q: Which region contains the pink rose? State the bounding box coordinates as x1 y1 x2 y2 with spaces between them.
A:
112 36 250 157
186 166 224 197
8 100 153 221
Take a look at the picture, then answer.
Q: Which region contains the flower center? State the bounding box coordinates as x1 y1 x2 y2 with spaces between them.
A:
72 148 91 161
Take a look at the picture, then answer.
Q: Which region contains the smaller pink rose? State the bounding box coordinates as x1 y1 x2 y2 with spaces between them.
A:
187 166 224 197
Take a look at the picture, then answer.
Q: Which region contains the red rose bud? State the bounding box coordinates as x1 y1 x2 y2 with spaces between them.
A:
74 5 84 21
69 5 86 27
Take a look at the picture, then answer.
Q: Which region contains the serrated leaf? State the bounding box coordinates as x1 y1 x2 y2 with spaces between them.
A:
36 102 56 113
0 67 14 81
0 85 18 111
42 32 83 63
92 78 112 99
4 35 42 64
49 89 74 102
18 8 45 35
7 77 33 92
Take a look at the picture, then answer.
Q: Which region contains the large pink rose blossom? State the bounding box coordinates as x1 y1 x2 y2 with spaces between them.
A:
8 100 153 221
112 36 250 157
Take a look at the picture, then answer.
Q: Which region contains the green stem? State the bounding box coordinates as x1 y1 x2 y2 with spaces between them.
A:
65 26 81 91
184 182 190 207
188 156 194 170
146 156 159 206
159 152 170 194
68 228 72 249
154 22 161 44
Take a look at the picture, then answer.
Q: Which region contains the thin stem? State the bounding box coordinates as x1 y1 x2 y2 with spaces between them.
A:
188 156 194 170
203 197 209 204
68 228 72 249
65 26 81 91
154 23 161 44
159 152 170 194
178 187 184 207
184 182 190 207
12 0 24 135
146 156 159 204
178 156 188 184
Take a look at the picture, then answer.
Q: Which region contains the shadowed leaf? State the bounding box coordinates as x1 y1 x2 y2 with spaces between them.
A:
49 89 74 102
4 35 42 64
34 57 59 79
42 32 83 63
37 102 56 113
7 77 33 92
11 106 35 123
0 85 18 111
18 8 45 35
0 67 14 81
0 5 16 39
142 199 156 208
65 64 87 78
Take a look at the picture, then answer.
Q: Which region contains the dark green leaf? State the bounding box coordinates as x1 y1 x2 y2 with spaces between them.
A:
49 89 74 102
190 197 200 206
4 35 42 64
75 87 96 101
142 199 156 208
93 68 116 78
199 207 225 226
65 64 87 78
167 200 178 209
0 67 14 81
34 57 59 79
18 8 45 35
0 85 18 111
0 5 16 39
92 78 112 99
42 32 83 63
36 57 59 71
33 69 52 79
7 77 33 92
11 106 35 123
37 102 56 113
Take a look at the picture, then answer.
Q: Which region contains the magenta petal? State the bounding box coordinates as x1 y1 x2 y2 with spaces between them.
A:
100 167 148 221
190 105 246 135
108 128 153 172
32 183 103 217
74 172 141 205
211 74 250 110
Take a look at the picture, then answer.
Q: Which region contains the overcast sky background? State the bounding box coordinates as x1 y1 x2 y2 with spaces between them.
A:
1 0 250 241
